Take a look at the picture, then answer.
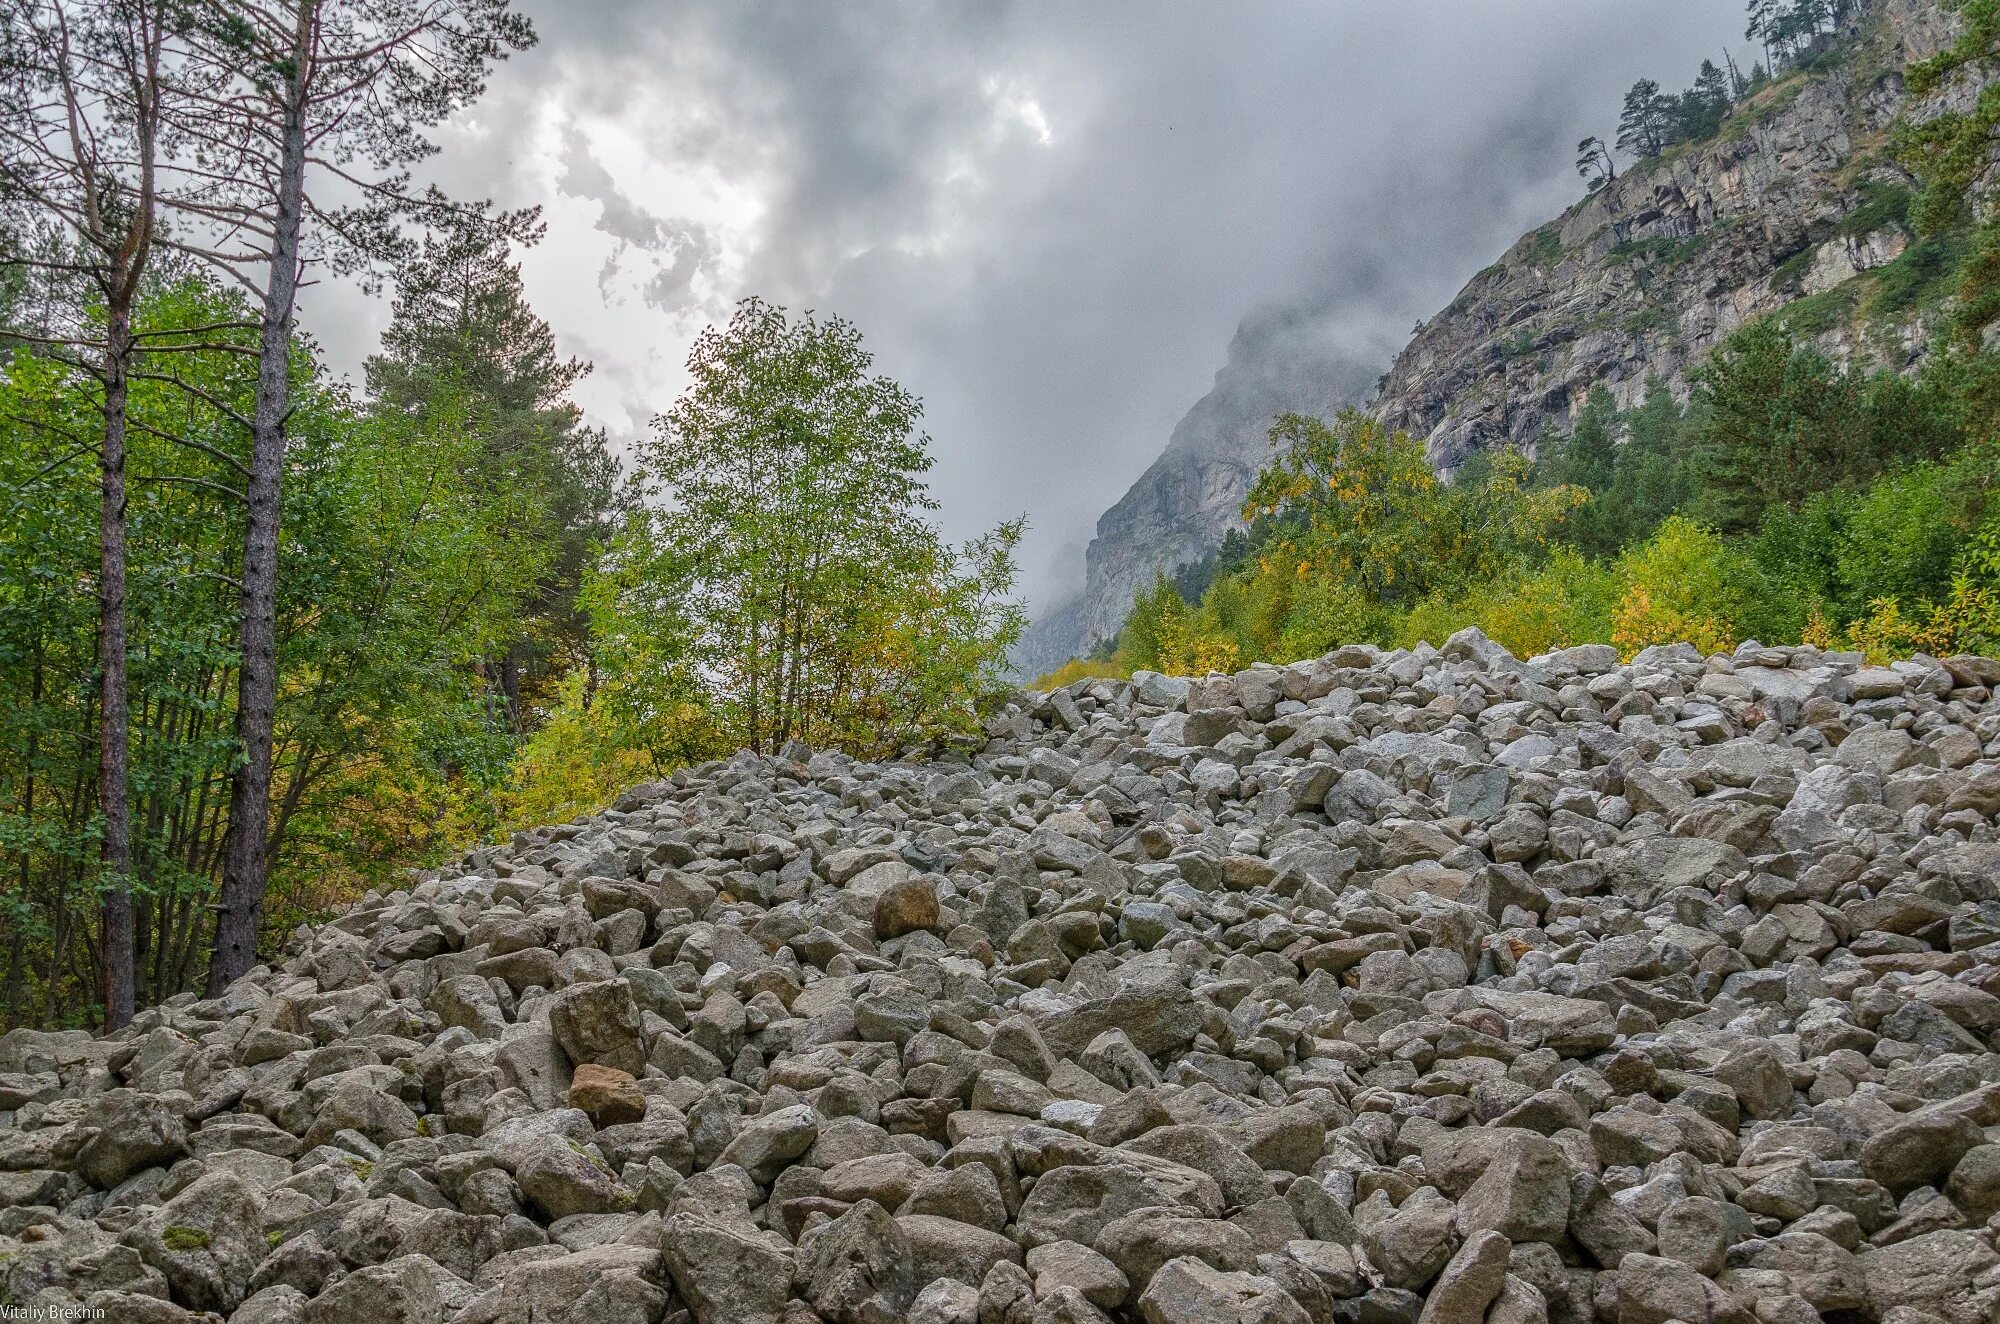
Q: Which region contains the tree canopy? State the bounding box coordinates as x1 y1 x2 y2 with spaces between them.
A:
590 299 1023 764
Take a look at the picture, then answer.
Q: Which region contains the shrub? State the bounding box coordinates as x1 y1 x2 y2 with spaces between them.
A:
1611 517 1770 658
1411 550 1620 659
1034 658 1126 689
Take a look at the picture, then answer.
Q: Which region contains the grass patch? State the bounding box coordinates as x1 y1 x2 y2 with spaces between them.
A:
1497 329 1539 361
1770 246 1818 296
1840 182 1913 240
1610 232 1707 271
1869 230 1972 321
1720 73 1812 143
1526 227 1563 270
1777 279 1865 337
1624 306 1672 336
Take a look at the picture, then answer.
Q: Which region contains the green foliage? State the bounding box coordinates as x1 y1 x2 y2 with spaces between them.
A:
1769 246 1819 296
588 299 1024 761
1840 181 1914 239
1609 233 1706 271
1896 0 2000 339
1691 320 1962 530
1773 279 1864 337
1869 229 1973 321
498 672 662 828
1401 550 1618 657
1754 446 1993 629
1839 462 1972 607
1623 307 1672 336
1244 412 1585 611
1541 382 1698 557
363 220 623 725
161 1227 211 1252
1075 295 1996 689
1618 79 1675 159
1100 413 1588 674
1 269 583 1027
1612 516 1778 656
1032 658 1125 690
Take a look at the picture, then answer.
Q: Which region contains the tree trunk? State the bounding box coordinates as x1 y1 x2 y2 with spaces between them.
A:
500 645 522 730
207 73 307 998
98 304 137 1029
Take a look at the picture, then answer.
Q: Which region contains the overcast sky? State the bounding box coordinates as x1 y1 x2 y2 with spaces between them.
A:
300 0 1749 608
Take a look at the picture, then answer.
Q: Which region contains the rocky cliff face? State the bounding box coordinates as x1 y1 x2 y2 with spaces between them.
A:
1021 0 1975 673
1017 308 1386 672
1373 0 1962 472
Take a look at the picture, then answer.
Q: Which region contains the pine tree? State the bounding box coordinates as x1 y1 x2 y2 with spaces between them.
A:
1576 136 1618 191
187 0 537 997
365 221 621 725
1688 59 1733 137
1616 80 1674 159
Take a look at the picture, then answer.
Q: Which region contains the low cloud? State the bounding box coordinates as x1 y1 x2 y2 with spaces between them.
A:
299 0 1752 605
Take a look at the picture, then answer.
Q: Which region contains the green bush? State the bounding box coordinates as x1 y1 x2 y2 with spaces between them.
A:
1837 461 1972 611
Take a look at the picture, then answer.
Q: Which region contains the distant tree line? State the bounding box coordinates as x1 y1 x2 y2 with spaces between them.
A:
1040 320 1998 692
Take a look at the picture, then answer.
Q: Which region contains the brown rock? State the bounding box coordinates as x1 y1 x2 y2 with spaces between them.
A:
873 875 940 939
570 1062 646 1126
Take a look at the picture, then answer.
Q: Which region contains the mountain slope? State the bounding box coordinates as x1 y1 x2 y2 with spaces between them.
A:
1021 0 1977 674
1373 0 1962 470
1016 306 1386 672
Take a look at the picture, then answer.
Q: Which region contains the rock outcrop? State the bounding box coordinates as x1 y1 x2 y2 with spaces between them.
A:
1371 0 1967 474
1024 0 1987 668
1018 306 1385 670
6 634 2000 1322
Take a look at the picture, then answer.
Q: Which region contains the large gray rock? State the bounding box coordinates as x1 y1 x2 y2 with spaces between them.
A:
1454 1133 1570 1244
301 1255 441 1324
75 1090 187 1188
489 1244 671 1324
546 980 646 1076
1136 1256 1311 1324
659 1212 794 1324
795 1199 916 1324
123 1171 267 1314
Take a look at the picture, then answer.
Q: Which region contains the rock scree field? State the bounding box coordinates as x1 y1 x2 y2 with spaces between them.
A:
6 632 2000 1324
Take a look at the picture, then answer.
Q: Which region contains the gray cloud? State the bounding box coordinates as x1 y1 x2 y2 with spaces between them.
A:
639 226 720 313
556 127 668 251
297 1 1754 606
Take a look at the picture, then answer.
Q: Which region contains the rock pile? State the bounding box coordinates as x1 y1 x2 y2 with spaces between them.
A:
6 633 2000 1324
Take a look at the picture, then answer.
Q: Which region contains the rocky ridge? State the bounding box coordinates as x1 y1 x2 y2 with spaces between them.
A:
1015 307 1384 674
5 636 2000 1324
1371 0 1966 474
1023 0 1984 670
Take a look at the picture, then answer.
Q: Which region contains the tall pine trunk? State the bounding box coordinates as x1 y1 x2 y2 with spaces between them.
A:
207 74 307 997
98 305 136 1029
